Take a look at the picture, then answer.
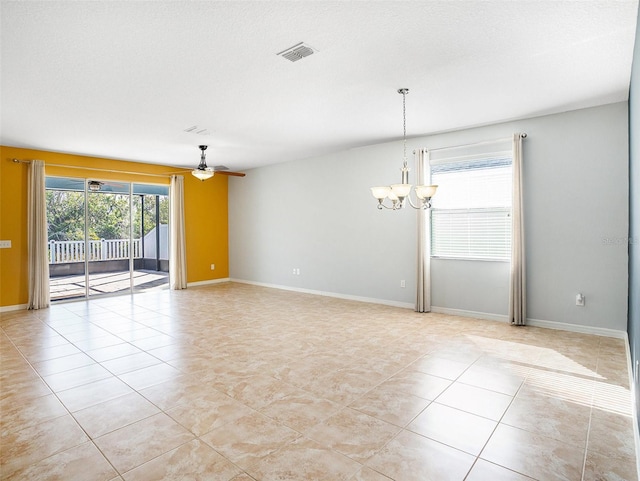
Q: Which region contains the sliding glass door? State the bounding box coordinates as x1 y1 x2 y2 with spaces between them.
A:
132 184 169 292
46 177 169 301
87 181 132 297
46 178 87 301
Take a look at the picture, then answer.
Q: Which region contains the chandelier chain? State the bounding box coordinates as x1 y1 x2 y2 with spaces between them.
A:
402 90 407 167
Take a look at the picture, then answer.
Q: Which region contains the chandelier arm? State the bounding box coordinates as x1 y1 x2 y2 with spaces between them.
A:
375 199 393 210
388 197 404 210
406 191 434 210
406 195 420 210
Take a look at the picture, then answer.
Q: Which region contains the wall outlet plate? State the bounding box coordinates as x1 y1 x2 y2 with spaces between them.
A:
0 240 11 249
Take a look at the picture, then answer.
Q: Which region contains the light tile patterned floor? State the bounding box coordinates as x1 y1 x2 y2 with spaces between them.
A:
1 282 637 480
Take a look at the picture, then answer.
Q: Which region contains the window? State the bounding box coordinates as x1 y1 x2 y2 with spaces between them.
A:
430 152 512 261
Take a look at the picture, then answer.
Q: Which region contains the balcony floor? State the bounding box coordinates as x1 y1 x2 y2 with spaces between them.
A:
50 269 169 301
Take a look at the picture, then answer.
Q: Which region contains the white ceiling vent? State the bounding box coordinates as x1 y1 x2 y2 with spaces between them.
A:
184 126 211 136
277 42 316 62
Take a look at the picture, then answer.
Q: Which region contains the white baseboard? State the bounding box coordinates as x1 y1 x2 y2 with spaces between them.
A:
188 277 231 288
229 278 415 309
229 280 628 339
431 306 509 323
0 303 28 313
526 317 627 339
431 307 627 339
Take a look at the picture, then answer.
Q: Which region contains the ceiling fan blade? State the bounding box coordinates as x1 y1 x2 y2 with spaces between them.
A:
216 171 246 177
171 168 246 177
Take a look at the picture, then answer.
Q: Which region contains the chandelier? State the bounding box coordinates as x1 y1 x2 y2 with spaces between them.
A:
370 88 437 210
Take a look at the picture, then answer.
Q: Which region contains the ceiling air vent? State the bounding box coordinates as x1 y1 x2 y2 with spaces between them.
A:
183 126 211 136
277 42 316 62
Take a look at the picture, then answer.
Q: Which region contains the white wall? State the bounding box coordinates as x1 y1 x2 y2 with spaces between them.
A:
229 102 629 331
142 224 168 260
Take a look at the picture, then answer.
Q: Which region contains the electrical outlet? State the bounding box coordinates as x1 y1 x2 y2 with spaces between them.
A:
210 264 215 270
0 240 11 249
400 280 406 288
576 293 585 306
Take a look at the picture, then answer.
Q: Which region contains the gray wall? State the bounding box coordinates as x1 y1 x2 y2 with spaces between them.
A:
627 2 640 429
230 102 629 331
229 140 417 306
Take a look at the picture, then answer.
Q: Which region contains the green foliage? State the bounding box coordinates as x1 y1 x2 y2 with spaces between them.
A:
46 191 85 241
87 192 130 240
47 190 169 242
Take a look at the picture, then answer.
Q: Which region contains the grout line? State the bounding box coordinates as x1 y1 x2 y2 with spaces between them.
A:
1 286 635 480
1 319 122 478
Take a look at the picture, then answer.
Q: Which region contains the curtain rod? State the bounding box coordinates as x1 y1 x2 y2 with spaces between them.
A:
425 133 527 154
11 158 180 178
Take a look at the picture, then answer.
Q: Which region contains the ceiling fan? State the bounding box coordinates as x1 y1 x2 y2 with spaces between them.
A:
191 145 245 181
87 180 104 191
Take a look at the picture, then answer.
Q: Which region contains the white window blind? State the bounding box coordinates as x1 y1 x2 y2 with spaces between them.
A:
430 154 512 261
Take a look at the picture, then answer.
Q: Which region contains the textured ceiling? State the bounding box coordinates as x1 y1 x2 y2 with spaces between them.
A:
1 0 638 172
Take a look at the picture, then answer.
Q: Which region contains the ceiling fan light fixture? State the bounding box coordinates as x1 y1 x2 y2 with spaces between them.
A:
192 168 214 181
88 180 102 191
192 145 215 181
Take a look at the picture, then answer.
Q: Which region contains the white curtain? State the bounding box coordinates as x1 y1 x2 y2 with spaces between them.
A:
27 160 50 310
169 175 187 290
509 133 526 325
416 149 432 313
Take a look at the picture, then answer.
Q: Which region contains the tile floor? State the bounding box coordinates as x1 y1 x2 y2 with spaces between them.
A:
1 282 638 480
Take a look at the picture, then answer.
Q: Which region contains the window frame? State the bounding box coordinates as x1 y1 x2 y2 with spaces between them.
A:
429 150 513 262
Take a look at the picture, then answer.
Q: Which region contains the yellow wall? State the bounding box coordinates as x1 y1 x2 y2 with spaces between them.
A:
0 146 229 308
